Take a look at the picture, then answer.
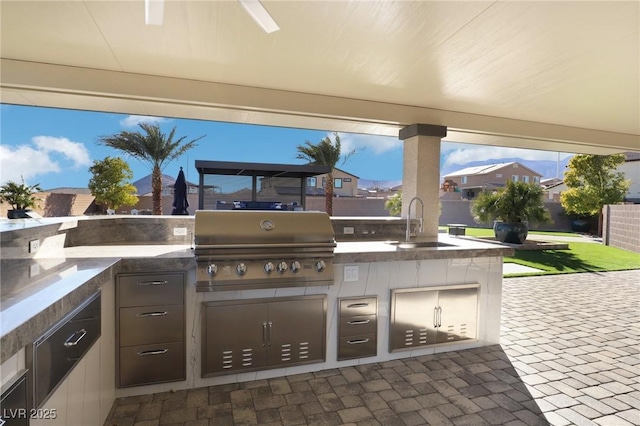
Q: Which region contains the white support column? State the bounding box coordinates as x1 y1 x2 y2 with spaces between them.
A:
400 124 447 239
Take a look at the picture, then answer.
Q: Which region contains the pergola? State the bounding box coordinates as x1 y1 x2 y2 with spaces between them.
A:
194 160 330 210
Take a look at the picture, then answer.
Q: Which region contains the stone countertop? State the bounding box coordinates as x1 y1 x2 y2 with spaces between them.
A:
0 245 193 364
0 257 119 363
0 238 512 364
57 236 513 263
334 235 514 263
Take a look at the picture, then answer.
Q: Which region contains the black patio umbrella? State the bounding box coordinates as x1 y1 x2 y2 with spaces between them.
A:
171 167 189 215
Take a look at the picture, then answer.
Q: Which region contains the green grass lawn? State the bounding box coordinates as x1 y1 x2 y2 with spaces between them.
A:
438 226 640 276
505 242 640 277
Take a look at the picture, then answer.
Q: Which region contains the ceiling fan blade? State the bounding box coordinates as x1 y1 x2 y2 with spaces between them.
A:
143 0 278 33
145 0 164 26
238 0 280 34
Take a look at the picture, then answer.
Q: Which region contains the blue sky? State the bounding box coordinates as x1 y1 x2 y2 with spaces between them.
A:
0 104 571 190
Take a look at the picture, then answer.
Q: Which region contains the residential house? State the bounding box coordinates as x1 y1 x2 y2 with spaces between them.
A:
307 168 359 197
441 179 459 192
620 152 640 203
541 178 566 201
443 162 543 199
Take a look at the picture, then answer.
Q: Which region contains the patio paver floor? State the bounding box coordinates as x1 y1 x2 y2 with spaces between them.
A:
105 270 640 425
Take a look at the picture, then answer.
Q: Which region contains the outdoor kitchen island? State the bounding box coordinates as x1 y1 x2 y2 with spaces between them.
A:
0 216 513 425
179 235 511 397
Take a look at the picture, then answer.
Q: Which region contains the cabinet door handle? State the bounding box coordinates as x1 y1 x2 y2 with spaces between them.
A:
137 280 168 286
262 322 267 347
137 349 168 356
347 319 370 325
64 329 87 347
267 321 273 347
438 306 443 328
347 303 368 308
434 307 438 328
137 311 168 317
347 338 370 345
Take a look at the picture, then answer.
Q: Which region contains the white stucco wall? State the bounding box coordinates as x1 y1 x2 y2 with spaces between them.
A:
619 161 640 201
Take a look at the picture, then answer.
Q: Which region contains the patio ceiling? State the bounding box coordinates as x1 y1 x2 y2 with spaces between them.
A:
1 1 638 154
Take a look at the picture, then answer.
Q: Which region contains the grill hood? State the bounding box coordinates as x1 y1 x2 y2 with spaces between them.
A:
194 210 335 248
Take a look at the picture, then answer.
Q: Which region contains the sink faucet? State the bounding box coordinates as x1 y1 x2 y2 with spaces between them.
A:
406 197 424 241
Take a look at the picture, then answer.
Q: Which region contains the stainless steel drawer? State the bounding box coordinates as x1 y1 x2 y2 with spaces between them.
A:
28 292 101 408
119 305 184 347
339 314 377 337
339 297 377 317
119 341 185 387
1 370 29 426
338 334 377 361
118 272 184 307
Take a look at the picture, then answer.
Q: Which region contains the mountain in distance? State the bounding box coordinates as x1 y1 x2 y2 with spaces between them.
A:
358 178 402 190
358 156 572 189
440 157 572 181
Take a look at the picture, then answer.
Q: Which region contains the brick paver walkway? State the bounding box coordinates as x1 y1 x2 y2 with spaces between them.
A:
501 270 640 426
106 270 640 425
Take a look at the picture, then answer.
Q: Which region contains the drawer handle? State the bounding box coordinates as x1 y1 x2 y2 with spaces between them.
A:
137 349 169 356
137 311 168 317
137 280 168 286
347 338 370 345
347 319 370 325
347 303 369 308
69 315 98 323
64 329 87 347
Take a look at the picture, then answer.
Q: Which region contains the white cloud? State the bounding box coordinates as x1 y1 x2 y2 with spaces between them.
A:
442 142 572 167
335 132 402 155
0 136 91 186
0 145 60 185
120 115 169 128
32 136 91 167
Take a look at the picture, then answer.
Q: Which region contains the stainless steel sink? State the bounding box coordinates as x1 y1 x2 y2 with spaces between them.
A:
385 241 453 249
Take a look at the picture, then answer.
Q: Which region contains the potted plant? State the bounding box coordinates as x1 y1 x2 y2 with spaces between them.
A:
0 178 42 219
569 215 593 233
471 181 551 244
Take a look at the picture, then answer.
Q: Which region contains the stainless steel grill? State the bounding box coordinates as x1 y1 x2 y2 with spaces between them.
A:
194 210 336 291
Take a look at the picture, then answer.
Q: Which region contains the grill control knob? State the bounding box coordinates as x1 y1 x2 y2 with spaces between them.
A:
316 260 326 272
207 264 218 276
236 263 247 276
277 261 288 273
264 262 274 274
290 261 301 273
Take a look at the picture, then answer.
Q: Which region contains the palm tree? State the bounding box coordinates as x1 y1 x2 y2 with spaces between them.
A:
296 133 355 216
98 123 204 215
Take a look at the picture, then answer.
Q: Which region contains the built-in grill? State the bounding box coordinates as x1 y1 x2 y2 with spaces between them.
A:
194 210 336 291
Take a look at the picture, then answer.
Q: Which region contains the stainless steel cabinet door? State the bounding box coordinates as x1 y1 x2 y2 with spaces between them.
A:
202 303 268 376
267 298 325 366
436 287 478 344
390 290 438 351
